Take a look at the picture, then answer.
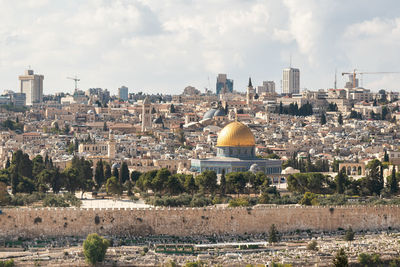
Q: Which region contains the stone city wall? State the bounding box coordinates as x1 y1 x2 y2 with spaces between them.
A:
0 205 400 238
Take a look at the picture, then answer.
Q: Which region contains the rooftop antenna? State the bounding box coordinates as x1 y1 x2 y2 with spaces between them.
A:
289 53 292 68
334 68 337 89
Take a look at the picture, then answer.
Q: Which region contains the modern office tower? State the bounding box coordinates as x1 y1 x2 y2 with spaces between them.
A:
257 81 276 94
118 86 128 100
18 69 44 105
216 74 234 95
282 68 300 94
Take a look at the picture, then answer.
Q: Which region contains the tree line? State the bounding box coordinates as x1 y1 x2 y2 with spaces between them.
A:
276 102 314 116
287 159 399 198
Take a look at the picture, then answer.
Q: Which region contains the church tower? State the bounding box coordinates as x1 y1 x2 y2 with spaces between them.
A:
246 77 255 107
141 96 152 132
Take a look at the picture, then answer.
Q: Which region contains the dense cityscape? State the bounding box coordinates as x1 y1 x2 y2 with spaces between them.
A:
2 1 400 266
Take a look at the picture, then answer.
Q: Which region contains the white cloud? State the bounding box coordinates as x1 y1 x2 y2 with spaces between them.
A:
0 0 400 94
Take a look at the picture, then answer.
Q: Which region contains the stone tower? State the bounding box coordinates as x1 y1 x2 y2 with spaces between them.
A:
141 96 152 132
246 77 254 107
107 130 116 159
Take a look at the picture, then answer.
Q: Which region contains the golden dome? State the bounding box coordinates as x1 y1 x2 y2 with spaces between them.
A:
216 121 255 147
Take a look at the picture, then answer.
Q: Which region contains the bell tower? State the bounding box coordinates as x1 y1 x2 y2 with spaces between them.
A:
246 77 254 107
141 96 152 132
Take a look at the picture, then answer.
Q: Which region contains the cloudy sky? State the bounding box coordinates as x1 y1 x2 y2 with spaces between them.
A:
1 0 400 95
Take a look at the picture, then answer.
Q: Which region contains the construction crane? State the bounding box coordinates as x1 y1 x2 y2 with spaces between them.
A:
341 69 400 88
66 76 80 92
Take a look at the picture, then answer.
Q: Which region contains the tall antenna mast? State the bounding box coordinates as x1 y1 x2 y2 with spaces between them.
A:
289 53 292 68
334 68 337 89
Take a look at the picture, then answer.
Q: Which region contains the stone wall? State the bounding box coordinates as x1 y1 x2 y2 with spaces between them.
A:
0 205 400 238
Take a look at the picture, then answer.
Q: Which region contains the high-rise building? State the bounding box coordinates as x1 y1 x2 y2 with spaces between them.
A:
18 69 44 105
118 86 128 100
216 74 233 95
257 81 276 94
282 68 300 95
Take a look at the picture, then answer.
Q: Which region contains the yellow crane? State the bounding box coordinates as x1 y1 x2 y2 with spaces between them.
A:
341 69 400 88
66 76 80 92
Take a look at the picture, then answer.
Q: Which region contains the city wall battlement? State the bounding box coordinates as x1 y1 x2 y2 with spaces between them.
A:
1 205 400 238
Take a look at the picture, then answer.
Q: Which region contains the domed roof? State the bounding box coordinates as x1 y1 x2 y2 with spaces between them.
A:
216 121 255 147
249 163 260 173
214 108 226 117
203 108 217 120
112 163 120 169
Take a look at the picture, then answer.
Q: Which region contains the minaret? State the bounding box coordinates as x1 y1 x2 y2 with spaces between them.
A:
246 77 254 107
107 130 116 159
141 96 152 132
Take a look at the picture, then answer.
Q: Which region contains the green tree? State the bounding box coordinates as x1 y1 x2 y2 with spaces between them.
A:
63 167 80 193
16 176 35 193
344 227 355 242
268 224 280 243
195 170 218 195
130 170 141 184
104 164 112 180
136 170 158 191
338 113 343 125
0 182 10 206
299 192 318 206
106 176 122 196
152 168 171 193
384 150 389 162
120 162 130 184
94 160 105 189
388 165 399 194
333 248 348 267
36 169 54 193
5 158 10 169
112 166 119 180
335 169 347 194
226 172 247 195
50 168 63 194
170 104 176 113
165 174 184 195
83 233 110 266
320 112 326 125
364 159 383 195
184 175 197 195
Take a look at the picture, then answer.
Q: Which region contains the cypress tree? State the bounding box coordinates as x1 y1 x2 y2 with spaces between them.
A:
105 164 112 180
338 113 343 125
320 113 327 125
120 162 129 184
94 160 105 189
390 165 398 194
220 169 226 196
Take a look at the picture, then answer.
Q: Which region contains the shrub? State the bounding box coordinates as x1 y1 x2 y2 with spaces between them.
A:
307 240 318 251
83 233 110 266
333 248 348 267
228 197 250 207
43 195 69 207
344 227 355 241
42 193 81 207
190 194 212 207
0 259 14 267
